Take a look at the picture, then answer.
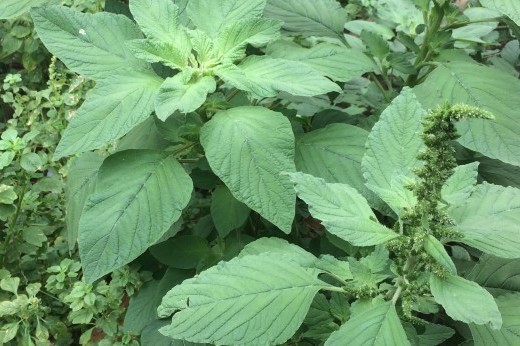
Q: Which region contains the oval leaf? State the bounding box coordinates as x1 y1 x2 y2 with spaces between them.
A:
54 73 162 158
289 172 398 246
31 6 150 80
158 252 326 345
78 150 193 283
362 87 426 216
448 183 520 258
430 273 502 330
200 106 296 232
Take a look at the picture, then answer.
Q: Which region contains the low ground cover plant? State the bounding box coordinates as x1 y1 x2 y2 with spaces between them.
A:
2 0 520 344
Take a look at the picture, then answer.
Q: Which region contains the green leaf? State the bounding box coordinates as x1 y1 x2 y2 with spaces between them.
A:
155 72 216 121
0 185 17 205
441 162 479 206
467 254 520 294
127 39 189 69
430 273 502 329
267 41 375 82
0 152 15 170
20 153 43 173
54 72 162 158
200 106 296 232
0 301 18 317
239 237 317 266
0 0 58 20
477 156 520 188
288 172 398 246
303 293 339 341
78 150 193 283
423 235 457 275
316 255 353 281
470 293 520 346
0 277 20 295
210 186 250 238
264 0 347 39
361 30 390 60
448 183 520 258
66 153 104 250
31 6 150 80
362 87 426 216
129 0 181 42
216 56 341 98
348 246 391 289
325 301 410 346
187 0 266 38
0 322 18 343
215 18 282 62
295 123 374 203
481 0 520 26
158 252 327 345
405 323 455 346
150 235 212 269
414 61 520 167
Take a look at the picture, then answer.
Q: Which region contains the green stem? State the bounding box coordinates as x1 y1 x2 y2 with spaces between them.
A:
369 72 390 102
408 4 447 86
225 88 240 102
321 272 349 286
171 142 196 157
321 286 347 293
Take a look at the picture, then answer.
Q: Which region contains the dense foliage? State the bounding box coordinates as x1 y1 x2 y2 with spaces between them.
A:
1 0 520 345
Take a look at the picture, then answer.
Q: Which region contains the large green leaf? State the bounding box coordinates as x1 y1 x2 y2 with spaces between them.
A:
78 150 193 283
267 41 375 82
448 183 520 258
200 106 296 233
295 123 373 201
362 87 426 216
65 153 104 250
210 186 250 238
31 6 150 80
414 61 520 167
481 0 520 26
289 172 398 246
0 0 57 19
440 162 479 206
155 72 216 121
187 0 266 38
158 252 327 345
129 0 180 42
264 0 347 39
430 274 502 329
470 293 520 346
215 18 282 62
216 56 341 98
467 255 520 294
325 301 410 345
54 72 162 158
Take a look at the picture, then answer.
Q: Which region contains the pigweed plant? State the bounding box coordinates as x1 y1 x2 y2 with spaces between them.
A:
23 0 520 344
